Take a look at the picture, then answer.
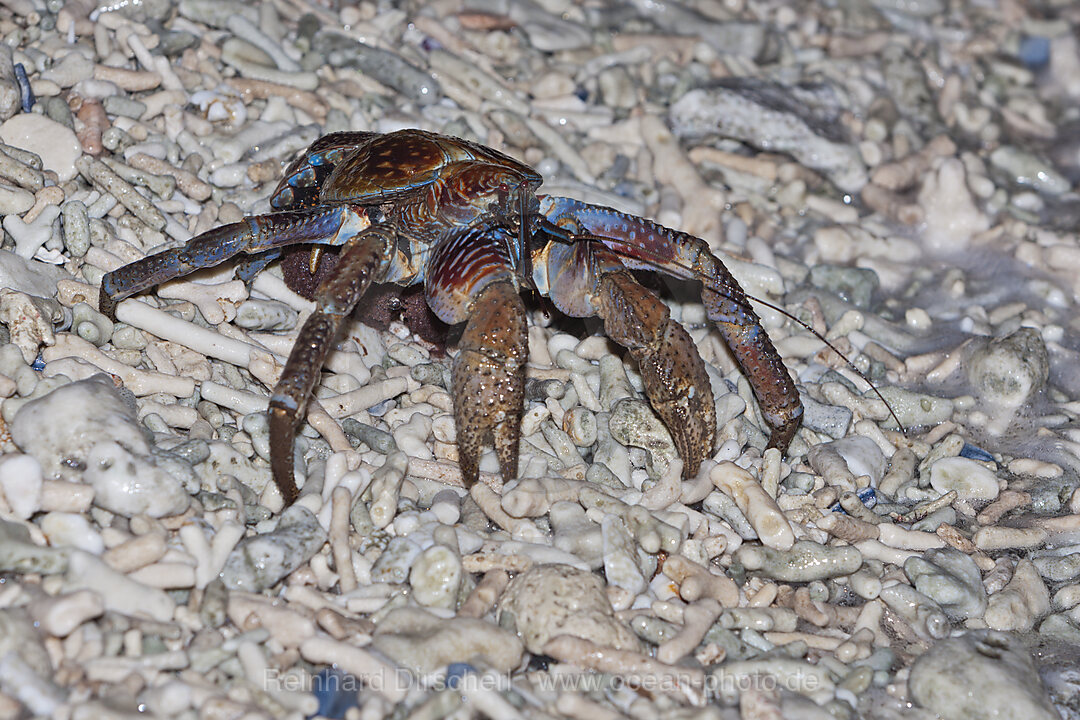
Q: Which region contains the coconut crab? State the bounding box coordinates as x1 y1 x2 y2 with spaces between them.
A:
99 129 803 505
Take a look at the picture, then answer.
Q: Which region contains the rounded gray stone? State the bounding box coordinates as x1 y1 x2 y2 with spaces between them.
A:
909 630 1059 720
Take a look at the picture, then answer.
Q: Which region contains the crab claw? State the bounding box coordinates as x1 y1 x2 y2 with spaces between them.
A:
636 316 716 475
452 280 528 486
598 271 716 477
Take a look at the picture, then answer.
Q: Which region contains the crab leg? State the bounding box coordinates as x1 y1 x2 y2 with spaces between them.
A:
451 281 527 486
269 225 395 504
535 241 715 476
539 196 803 453
98 205 370 319
597 270 717 475
425 223 527 487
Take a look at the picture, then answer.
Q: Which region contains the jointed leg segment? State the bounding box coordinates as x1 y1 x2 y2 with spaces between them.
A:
451 281 527 487
98 205 371 319
595 270 716 476
269 225 394 504
535 240 717 478
702 286 802 451
539 196 803 453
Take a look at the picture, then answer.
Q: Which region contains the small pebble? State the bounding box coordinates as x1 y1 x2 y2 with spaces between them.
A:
221 505 328 591
904 547 987 620
964 328 1049 409
499 564 641 654
928 456 1001 502
0 114 82 183
735 540 862 582
0 453 42 519
909 631 1059 720
39 512 105 555
372 607 523 674
10 376 194 517
409 543 462 609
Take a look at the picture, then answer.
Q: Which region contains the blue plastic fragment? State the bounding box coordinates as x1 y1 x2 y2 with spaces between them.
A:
1019 35 1051 70
831 486 877 513
13 63 33 113
857 486 877 509
446 662 476 690
959 443 995 463
310 668 360 720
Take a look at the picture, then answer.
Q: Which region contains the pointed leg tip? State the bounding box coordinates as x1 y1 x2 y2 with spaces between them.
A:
764 400 803 455
452 359 483 489
457 450 480 488
99 290 117 321
668 410 712 481
269 404 301 506
765 417 801 456
270 446 300 505
492 421 521 483
278 480 300 506
681 459 698 480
